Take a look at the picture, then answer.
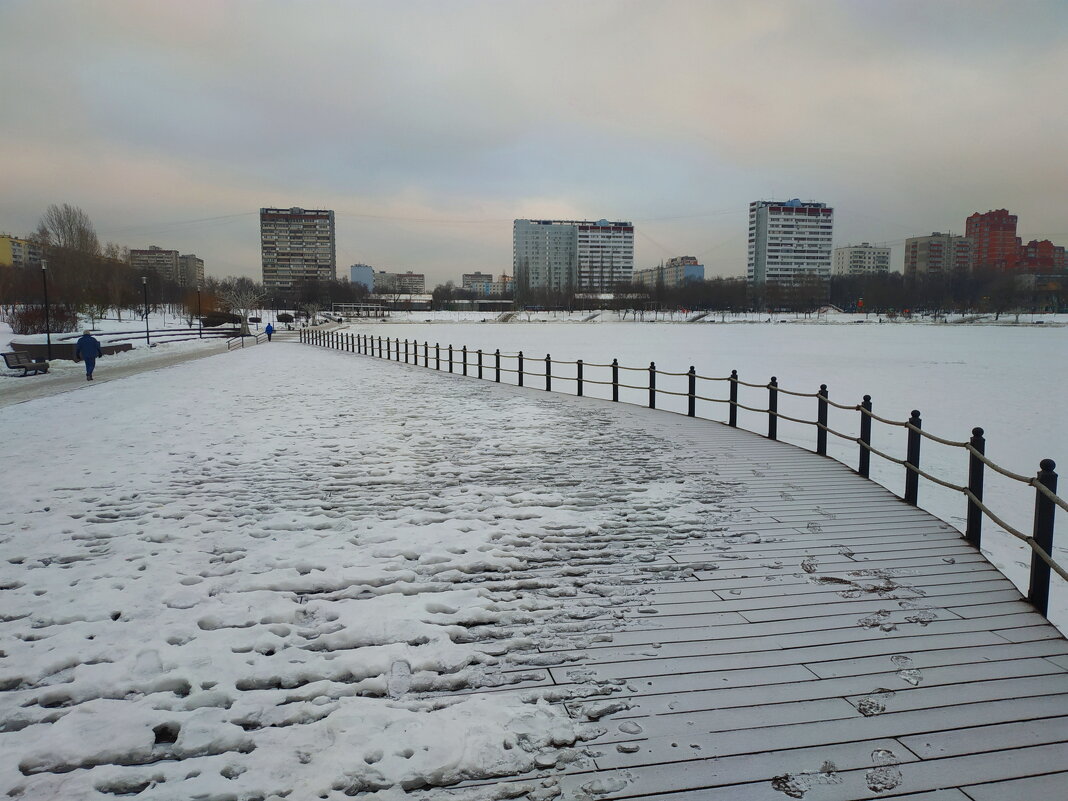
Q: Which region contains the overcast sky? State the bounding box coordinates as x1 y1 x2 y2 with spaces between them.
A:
2 0 1066 284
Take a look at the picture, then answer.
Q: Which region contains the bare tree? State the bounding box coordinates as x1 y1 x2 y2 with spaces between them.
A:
36 203 101 255
218 277 263 336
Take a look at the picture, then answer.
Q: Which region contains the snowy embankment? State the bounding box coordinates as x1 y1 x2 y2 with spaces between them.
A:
0 343 737 799
0 317 228 388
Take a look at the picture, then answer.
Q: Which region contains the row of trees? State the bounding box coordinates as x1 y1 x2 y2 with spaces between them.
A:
505 270 1065 315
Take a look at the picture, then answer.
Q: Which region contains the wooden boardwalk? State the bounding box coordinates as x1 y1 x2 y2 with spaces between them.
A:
479 417 1068 801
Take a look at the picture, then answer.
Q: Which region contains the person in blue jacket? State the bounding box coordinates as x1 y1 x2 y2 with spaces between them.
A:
75 330 103 381
265 323 274 342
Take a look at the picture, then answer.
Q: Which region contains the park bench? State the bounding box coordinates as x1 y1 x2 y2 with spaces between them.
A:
2 351 50 376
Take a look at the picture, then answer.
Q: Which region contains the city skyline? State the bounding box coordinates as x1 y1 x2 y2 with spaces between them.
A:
1 1 1065 284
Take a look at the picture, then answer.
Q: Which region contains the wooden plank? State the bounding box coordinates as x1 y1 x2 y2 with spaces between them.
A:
805 638 1068 679
584 613 1050 657
542 612 1047 666
554 737 914 799
597 657 1067 720
900 716 1068 759
546 631 1012 681
591 696 1068 770
962 772 1068 801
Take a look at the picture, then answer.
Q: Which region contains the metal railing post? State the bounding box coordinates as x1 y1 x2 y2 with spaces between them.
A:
395 338 400 361
386 337 391 360
517 351 524 387
462 346 468 376
424 341 429 367
729 369 738 427
448 345 453 373
1028 459 1058 616
859 395 872 478
612 359 619 402
649 362 656 408
905 410 922 505
687 367 696 417
404 338 409 362
478 349 483 379
768 377 778 440
966 427 986 548
435 343 440 370
495 349 501 382
817 384 828 456
577 359 584 397
545 354 551 391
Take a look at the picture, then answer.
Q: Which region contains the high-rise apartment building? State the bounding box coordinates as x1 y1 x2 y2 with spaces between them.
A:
0 234 44 268
178 254 205 287
747 199 834 285
903 233 973 277
130 246 180 282
832 243 891 277
632 256 705 289
1019 240 1067 272
462 272 496 294
966 209 1020 272
513 219 634 296
373 271 425 293
260 207 336 291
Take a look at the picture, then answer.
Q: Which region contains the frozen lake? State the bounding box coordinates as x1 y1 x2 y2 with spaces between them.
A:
345 318 1068 613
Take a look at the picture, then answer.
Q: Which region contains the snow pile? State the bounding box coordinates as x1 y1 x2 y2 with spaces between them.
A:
0 343 740 799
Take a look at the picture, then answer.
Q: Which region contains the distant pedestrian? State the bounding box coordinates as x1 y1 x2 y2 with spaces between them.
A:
75 330 103 381
265 323 274 342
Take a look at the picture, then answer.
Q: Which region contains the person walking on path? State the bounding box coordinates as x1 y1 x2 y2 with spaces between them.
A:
75 330 103 381
265 323 274 342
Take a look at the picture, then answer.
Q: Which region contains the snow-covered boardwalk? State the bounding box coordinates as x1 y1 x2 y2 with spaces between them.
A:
1 341 1066 800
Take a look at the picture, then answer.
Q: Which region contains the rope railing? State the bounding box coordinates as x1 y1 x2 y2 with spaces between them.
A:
303 328 1065 619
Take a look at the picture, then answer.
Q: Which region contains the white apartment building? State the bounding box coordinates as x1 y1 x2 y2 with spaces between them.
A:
747 199 834 285
513 219 634 296
632 256 705 289
260 207 336 291
832 243 891 277
374 270 425 293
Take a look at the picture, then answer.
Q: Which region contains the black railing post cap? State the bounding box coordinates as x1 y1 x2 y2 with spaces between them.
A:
911 410 922 420
1040 459 1057 473
770 376 777 384
731 369 738 377
650 361 656 368
863 394 871 402
820 384 827 393
972 427 984 438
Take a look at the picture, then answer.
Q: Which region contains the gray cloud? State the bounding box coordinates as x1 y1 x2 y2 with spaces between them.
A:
1 0 1065 282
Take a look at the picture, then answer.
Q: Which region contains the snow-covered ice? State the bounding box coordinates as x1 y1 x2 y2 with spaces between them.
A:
0 342 746 799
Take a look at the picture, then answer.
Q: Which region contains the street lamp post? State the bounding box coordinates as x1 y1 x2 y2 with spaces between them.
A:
142 276 151 347
41 261 53 360
196 285 203 338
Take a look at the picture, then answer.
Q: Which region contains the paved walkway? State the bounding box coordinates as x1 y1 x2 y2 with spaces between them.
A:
0 331 300 408
0 340 1064 800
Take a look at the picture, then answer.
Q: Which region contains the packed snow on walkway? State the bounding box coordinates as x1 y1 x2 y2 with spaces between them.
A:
0 343 744 800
